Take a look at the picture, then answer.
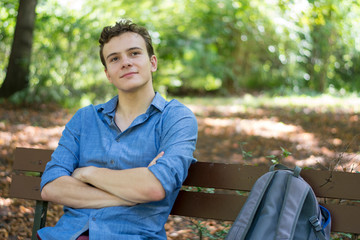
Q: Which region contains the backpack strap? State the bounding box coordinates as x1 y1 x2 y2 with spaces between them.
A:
275 171 309 239
275 167 328 240
309 216 327 240
226 171 276 240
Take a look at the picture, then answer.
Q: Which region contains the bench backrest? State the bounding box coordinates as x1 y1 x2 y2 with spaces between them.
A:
10 147 360 235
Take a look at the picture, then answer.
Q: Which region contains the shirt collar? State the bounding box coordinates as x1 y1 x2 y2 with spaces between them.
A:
96 92 167 116
97 95 118 115
150 92 166 112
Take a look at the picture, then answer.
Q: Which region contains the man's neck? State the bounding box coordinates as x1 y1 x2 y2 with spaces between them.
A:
115 89 155 130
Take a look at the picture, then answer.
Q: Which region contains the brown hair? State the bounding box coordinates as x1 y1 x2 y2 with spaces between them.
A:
99 19 154 68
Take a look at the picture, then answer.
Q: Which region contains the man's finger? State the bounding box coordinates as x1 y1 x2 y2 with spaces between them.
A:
148 151 164 167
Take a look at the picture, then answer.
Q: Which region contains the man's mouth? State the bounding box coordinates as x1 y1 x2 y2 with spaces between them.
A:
121 72 138 78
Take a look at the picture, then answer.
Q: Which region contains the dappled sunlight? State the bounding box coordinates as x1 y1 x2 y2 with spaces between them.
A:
295 155 327 169
1 125 63 148
295 153 360 172
0 107 70 157
188 105 250 117
0 125 63 155
199 116 318 145
193 105 360 172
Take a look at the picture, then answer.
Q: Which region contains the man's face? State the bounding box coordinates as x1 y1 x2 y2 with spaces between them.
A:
103 32 157 93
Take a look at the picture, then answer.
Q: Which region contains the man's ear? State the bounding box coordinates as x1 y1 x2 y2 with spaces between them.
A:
150 55 158 72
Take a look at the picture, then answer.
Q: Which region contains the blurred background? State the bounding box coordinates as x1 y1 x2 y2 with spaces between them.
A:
1 0 360 107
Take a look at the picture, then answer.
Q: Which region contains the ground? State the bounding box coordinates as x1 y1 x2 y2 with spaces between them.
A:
0 98 359 239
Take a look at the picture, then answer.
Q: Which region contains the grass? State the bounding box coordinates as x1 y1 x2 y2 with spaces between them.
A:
175 92 360 113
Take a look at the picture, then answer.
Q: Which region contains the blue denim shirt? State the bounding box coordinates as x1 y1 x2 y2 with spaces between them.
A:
38 93 198 240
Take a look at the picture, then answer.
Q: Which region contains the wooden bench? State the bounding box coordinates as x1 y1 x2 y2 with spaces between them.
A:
10 147 360 240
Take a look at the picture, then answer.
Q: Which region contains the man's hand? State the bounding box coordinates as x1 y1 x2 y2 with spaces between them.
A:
148 151 164 167
72 165 95 182
69 152 166 203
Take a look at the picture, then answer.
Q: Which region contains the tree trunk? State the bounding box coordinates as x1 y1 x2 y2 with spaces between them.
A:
0 0 37 98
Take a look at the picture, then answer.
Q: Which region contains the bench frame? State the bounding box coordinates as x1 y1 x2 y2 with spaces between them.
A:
10 147 360 240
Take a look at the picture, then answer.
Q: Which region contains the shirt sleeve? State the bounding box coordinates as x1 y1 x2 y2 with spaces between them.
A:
40 109 83 191
148 102 198 197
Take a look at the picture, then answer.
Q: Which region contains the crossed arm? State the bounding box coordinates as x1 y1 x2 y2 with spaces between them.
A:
40 152 165 209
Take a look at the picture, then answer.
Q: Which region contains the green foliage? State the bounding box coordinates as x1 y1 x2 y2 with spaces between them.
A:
267 155 279 165
280 147 292 158
267 147 292 164
332 232 358 240
181 186 215 194
1 0 360 106
297 0 360 92
0 0 18 85
240 142 252 160
25 171 40 177
239 140 292 165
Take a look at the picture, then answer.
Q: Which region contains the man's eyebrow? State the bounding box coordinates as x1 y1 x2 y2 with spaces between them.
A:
106 52 118 60
105 47 144 60
127 47 143 52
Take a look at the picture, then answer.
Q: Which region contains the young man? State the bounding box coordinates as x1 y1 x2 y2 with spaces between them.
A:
38 20 198 239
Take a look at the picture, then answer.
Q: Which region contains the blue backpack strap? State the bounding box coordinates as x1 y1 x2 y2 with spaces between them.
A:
226 171 276 240
309 205 331 240
319 205 331 229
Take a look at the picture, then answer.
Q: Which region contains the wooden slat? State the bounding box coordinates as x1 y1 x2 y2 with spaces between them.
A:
185 162 360 200
184 162 267 191
301 169 360 200
9 175 42 201
171 191 360 234
171 191 247 221
324 203 360 234
14 148 53 172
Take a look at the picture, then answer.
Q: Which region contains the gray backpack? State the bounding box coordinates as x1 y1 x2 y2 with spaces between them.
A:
226 164 331 240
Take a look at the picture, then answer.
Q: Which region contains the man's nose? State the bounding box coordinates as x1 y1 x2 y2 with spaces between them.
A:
121 56 132 68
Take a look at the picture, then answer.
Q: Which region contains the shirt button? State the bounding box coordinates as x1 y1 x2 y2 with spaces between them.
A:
110 160 115 164
92 217 96 221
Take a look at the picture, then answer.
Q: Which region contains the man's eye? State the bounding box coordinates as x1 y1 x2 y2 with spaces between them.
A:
131 51 140 56
111 57 118 62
